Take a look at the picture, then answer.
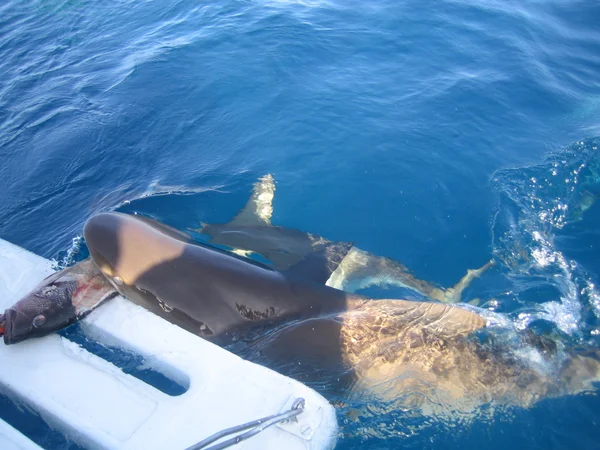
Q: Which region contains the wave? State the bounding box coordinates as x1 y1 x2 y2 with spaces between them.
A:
491 138 600 338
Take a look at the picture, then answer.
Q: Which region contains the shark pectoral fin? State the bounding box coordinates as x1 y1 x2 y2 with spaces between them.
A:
373 300 487 338
229 174 276 226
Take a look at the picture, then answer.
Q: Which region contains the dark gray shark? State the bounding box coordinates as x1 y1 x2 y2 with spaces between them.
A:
0 211 483 351
198 174 492 302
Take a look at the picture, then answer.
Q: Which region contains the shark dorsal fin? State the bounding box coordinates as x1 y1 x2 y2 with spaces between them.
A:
230 174 276 226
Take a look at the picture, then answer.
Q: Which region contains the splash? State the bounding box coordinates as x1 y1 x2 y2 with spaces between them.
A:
52 235 85 270
491 138 600 337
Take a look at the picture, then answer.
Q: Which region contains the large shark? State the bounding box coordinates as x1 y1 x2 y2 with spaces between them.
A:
0 211 598 418
198 174 492 303
0 212 475 346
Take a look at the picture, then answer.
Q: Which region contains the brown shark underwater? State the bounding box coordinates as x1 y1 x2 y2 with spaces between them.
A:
1 175 599 419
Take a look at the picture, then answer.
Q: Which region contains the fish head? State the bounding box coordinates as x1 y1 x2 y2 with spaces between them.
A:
0 270 78 344
0 259 117 345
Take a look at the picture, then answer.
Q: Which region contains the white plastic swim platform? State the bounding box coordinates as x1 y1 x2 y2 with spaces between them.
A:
0 239 338 449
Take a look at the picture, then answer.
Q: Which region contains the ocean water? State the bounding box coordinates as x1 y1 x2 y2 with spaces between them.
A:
1 0 600 448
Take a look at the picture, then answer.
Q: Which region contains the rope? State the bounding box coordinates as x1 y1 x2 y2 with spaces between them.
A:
186 397 306 450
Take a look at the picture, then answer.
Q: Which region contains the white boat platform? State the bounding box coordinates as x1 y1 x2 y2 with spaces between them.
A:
0 239 338 449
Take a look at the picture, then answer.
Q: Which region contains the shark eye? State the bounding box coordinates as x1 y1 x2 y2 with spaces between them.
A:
32 315 46 328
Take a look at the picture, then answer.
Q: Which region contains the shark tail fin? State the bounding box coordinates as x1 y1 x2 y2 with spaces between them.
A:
230 174 276 226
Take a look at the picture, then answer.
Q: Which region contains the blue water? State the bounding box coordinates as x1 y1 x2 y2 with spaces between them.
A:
1 0 600 448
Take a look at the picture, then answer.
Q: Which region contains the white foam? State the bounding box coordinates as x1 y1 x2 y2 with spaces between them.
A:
520 229 583 335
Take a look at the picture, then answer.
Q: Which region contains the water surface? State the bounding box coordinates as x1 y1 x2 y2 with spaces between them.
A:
1 0 600 448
